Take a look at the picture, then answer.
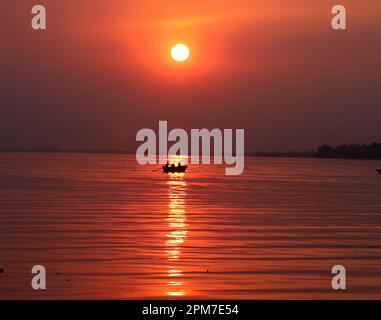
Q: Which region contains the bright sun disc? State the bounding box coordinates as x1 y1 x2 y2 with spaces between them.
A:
171 44 190 62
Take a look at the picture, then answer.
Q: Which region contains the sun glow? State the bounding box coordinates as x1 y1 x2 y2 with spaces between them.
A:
171 43 190 62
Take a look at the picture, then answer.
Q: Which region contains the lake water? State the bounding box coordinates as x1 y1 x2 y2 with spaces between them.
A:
0 152 380 299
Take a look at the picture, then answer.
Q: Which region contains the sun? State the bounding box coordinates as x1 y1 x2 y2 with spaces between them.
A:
171 43 190 62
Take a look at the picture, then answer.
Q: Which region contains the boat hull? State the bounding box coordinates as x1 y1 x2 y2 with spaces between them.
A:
163 165 187 174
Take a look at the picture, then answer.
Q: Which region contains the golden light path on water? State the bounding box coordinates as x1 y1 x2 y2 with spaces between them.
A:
166 173 188 297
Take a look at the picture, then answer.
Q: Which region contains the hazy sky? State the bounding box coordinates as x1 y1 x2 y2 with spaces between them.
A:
1 1 380 152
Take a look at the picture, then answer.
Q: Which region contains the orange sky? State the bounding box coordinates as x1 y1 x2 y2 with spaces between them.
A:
1 1 381 151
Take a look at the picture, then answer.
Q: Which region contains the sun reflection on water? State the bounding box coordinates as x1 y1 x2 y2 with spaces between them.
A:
166 173 188 297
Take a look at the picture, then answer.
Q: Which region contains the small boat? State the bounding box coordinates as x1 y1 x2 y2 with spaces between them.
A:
163 165 187 174
377 168 381 174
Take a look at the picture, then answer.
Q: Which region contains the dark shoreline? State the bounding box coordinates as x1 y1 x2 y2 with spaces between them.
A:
1 149 381 161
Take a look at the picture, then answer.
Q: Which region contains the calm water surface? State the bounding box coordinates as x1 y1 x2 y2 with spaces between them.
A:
0 153 380 299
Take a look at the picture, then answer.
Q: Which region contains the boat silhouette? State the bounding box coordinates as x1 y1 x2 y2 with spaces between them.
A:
377 168 381 174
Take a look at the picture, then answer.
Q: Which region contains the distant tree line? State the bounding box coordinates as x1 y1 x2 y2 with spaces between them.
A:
317 143 381 159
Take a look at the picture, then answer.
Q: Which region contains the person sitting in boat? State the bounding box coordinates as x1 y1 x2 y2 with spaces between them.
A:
177 162 182 167
164 161 170 169
171 163 176 170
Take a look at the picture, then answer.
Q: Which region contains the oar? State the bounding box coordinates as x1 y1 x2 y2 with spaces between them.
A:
152 167 162 172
